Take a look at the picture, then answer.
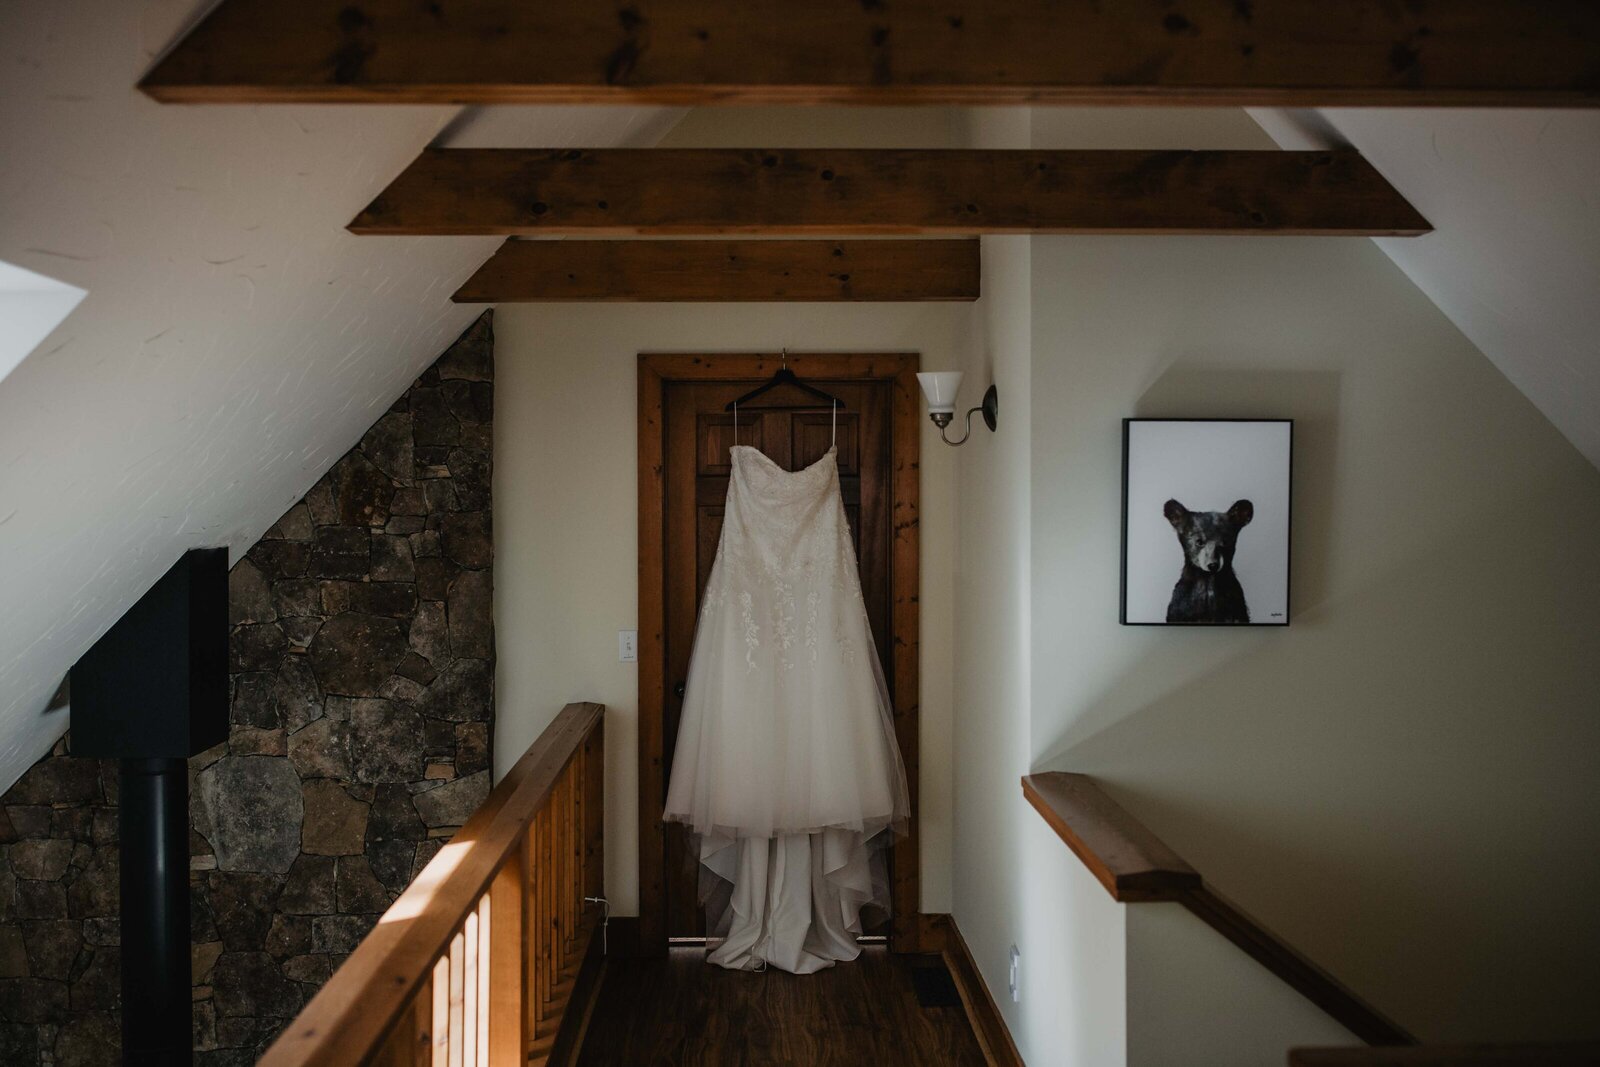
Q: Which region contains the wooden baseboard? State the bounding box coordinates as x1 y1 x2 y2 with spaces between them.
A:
929 914 1026 1067
541 925 608 1067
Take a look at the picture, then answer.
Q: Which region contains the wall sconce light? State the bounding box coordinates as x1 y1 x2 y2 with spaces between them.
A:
917 372 998 446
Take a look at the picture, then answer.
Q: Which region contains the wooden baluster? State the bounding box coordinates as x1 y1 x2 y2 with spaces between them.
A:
554 769 568 982
559 772 569 983
463 911 479 1067
534 819 547 1043
432 955 450 1067
488 848 526 1067
569 755 581 964
569 755 582 966
533 811 548 1032
476 893 491 1067
543 784 558 1010
448 931 465 1067
544 799 556 1017
583 726 604 935
569 751 582 959
556 767 569 985
569 760 579 962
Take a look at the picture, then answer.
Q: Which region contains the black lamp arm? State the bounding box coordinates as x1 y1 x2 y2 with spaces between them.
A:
932 385 999 446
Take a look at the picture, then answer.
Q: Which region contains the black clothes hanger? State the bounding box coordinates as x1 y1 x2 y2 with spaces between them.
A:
724 350 845 412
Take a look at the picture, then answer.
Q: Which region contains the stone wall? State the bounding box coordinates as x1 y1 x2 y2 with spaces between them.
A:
0 312 495 1065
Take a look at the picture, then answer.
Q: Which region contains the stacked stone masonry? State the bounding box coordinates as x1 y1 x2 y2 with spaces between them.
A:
0 312 495 1065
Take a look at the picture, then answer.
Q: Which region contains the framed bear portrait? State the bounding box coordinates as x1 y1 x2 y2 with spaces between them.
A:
1120 419 1292 626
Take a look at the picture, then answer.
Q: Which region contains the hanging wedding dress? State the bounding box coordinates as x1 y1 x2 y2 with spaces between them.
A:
663 427 910 974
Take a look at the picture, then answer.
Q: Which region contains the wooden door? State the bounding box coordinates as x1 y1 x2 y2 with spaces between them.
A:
663 377 891 938
638 353 923 953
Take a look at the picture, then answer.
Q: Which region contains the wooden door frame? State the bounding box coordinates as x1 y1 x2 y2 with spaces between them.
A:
637 351 924 954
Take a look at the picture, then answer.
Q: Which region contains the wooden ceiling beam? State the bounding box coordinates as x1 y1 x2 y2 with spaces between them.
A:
139 0 1600 108
350 148 1429 238
452 239 980 303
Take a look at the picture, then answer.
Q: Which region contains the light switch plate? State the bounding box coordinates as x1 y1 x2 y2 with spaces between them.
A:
618 630 637 662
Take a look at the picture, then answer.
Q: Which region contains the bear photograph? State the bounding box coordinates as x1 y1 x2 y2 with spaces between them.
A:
1121 419 1292 626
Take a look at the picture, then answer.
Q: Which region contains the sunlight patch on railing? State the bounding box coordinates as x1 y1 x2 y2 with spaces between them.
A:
380 840 476 924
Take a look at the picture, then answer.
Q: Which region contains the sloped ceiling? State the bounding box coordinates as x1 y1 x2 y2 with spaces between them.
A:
1250 107 1600 471
0 0 681 792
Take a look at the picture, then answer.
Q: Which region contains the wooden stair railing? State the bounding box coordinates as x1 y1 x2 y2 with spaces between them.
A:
262 702 605 1067
1021 771 1416 1048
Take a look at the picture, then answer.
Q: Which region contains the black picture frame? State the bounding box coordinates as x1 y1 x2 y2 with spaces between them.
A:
1120 418 1293 627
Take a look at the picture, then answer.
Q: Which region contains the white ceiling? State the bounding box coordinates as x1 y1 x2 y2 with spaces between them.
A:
0 0 679 791
1249 107 1600 471
3 1 1596 797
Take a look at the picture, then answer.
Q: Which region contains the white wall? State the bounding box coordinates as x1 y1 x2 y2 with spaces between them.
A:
1126 905 1356 1067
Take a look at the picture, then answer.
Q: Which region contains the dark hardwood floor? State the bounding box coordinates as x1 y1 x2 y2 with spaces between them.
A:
578 946 988 1066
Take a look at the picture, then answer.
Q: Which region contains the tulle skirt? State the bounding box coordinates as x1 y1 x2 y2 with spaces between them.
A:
662 446 910 972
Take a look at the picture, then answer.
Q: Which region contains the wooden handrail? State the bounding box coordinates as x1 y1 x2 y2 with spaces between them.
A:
262 702 605 1067
1290 1044 1600 1065
1022 771 1415 1048
1021 771 1200 902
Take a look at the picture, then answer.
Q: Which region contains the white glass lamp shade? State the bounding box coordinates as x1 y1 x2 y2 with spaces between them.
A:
916 372 964 415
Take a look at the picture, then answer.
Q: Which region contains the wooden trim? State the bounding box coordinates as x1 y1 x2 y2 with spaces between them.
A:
637 352 925 954
636 359 669 953
139 0 1600 108
260 702 603 1067
931 914 1025 1067
1289 1045 1600 1066
350 149 1429 238
1022 771 1415 1047
887 355 923 951
452 239 981 303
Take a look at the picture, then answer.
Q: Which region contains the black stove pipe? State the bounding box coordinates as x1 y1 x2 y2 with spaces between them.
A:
69 549 229 1065
119 758 193 1065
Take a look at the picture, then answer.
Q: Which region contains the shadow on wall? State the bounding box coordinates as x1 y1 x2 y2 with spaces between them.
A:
1041 366 1344 764
1033 453 1600 1042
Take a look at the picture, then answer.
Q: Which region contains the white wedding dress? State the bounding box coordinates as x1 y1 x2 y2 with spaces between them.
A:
663 438 910 974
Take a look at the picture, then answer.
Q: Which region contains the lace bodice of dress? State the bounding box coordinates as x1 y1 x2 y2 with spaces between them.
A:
702 446 867 674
